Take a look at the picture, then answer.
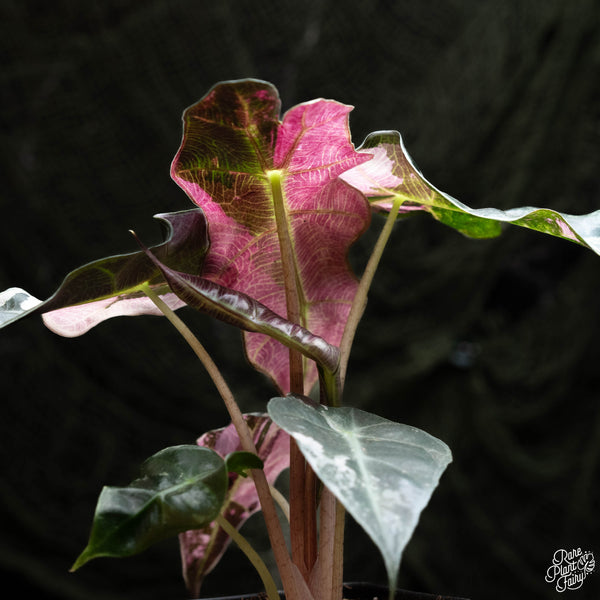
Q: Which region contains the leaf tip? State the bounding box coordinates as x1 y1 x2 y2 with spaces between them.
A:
69 548 91 572
129 231 161 273
128 228 142 248
0 287 44 328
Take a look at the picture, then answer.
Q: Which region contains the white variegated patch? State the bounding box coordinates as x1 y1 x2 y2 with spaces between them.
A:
268 395 452 594
0 287 42 326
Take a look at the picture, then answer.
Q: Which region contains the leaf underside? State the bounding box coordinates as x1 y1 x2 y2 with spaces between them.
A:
179 415 289 598
341 130 600 254
136 240 340 375
171 79 371 393
268 396 452 595
0 209 209 336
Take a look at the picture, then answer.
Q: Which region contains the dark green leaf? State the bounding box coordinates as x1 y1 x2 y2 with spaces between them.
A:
225 451 264 477
71 445 227 570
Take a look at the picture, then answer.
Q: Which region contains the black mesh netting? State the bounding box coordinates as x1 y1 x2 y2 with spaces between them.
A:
1 1 599 599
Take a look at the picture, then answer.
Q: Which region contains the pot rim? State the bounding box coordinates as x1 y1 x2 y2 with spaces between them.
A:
194 581 470 600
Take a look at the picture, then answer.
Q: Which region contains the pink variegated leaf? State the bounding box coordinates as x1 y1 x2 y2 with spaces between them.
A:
0 210 208 336
179 415 289 598
133 234 340 379
341 130 600 254
171 79 372 393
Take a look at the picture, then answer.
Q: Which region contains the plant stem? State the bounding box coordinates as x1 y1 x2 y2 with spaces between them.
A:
215 514 280 600
304 463 318 572
332 499 345 600
269 485 290 522
268 170 303 348
308 197 402 600
309 487 344 600
268 170 317 577
140 284 312 600
289 440 307 576
140 284 253 448
339 196 403 386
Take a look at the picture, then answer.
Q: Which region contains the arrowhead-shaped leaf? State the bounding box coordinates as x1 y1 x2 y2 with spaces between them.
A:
72 445 227 571
267 396 452 594
0 209 209 336
179 415 289 598
171 79 372 392
135 239 340 378
341 130 600 253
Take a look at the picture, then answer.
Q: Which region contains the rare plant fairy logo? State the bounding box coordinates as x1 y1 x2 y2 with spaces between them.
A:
545 548 595 592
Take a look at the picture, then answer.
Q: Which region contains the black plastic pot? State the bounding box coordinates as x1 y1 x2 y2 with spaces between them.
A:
342 582 470 600
199 582 470 600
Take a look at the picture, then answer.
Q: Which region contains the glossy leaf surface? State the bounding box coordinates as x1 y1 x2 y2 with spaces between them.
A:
72 445 227 571
180 415 289 598
225 451 264 477
0 287 43 326
268 396 452 594
0 209 208 336
171 79 371 392
341 130 600 253
136 240 340 376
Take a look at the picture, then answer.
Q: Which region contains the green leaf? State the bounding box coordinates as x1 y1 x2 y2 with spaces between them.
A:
341 130 600 253
0 209 208 335
225 451 264 477
267 395 452 594
72 445 227 571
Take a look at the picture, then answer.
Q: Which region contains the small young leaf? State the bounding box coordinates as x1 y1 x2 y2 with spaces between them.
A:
0 209 208 336
341 130 600 254
267 395 452 596
225 451 264 477
179 415 289 598
71 445 227 571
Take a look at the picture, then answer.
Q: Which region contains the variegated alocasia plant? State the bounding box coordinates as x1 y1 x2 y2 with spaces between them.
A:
2 79 599 600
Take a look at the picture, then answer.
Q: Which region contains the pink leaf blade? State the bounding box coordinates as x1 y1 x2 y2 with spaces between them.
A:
2 210 209 337
340 131 441 211
179 415 289 598
42 292 186 338
275 99 371 185
342 131 600 254
134 239 340 377
171 80 371 392
242 177 370 392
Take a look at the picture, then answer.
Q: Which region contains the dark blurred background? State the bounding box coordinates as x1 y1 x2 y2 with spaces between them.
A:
1 1 599 599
